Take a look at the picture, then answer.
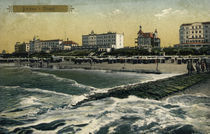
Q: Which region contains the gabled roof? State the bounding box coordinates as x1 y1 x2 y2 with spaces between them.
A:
62 41 78 45
137 29 144 35
138 32 154 38
143 33 154 38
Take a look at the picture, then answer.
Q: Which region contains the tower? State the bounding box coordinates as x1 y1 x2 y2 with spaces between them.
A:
137 25 144 36
91 30 94 35
154 29 158 38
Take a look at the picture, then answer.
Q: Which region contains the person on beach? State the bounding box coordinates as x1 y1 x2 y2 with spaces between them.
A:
187 60 195 75
187 60 192 75
195 61 201 74
205 59 210 72
201 60 205 72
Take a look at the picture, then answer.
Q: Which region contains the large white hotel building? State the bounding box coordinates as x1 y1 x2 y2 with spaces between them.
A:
82 31 124 51
175 21 210 49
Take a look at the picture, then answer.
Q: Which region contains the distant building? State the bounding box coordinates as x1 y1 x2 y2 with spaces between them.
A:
175 21 210 49
1 50 6 54
29 36 79 53
34 39 63 53
15 42 30 53
136 26 160 49
82 31 124 52
61 39 79 50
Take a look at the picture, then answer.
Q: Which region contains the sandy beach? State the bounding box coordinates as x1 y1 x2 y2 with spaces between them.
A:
48 62 188 74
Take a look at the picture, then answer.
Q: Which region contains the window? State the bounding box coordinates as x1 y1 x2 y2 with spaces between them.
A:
199 31 201 33
192 31 194 33
199 26 201 28
186 36 188 38
192 26 194 29
199 35 201 38
196 31 198 33
192 36 194 38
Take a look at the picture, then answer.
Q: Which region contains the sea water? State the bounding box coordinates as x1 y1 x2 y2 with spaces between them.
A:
0 65 209 134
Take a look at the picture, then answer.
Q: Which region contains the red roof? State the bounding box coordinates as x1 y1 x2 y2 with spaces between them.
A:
143 33 154 38
138 28 154 38
62 41 78 45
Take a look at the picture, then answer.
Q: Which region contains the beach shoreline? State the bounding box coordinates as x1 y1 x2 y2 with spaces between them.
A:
46 62 188 74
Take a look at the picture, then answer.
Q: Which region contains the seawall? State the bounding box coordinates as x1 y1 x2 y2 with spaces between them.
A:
75 72 210 106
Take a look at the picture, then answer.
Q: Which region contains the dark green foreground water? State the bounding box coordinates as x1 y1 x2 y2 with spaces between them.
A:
0 65 209 134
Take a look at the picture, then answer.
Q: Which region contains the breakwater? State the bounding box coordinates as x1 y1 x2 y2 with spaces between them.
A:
75 72 210 106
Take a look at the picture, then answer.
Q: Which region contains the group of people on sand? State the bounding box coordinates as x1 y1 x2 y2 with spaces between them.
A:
187 59 209 75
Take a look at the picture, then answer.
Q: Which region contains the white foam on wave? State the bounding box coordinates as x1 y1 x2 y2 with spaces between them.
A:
20 96 41 106
8 93 210 134
0 85 72 97
23 87 71 97
0 85 20 89
32 70 98 91
74 95 208 133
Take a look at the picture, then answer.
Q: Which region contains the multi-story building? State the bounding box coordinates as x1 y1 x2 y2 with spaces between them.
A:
15 42 30 53
175 21 210 49
29 36 63 53
82 31 124 51
136 26 160 49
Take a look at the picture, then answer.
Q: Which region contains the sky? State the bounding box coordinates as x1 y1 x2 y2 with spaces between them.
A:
0 0 210 53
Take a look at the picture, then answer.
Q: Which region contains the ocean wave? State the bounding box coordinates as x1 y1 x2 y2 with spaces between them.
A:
23 87 72 97
5 94 209 134
32 70 98 91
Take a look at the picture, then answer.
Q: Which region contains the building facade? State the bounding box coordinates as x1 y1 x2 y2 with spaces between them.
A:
136 26 160 49
177 21 210 49
61 40 79 50
34 39 63 53
29 36 67 53
82 31 124 51
15 42 30 53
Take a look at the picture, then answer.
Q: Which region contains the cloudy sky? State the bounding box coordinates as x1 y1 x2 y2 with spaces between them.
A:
0 0 210 52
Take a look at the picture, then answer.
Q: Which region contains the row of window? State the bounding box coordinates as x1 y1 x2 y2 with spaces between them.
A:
186 40 204 43
41 42 59 45
97 40 116 42
184 39 209 43
190 30 208 34
192 25 202 29
87 35 116 39
97 36 116 39
187 35 208 38
184 25 209 30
